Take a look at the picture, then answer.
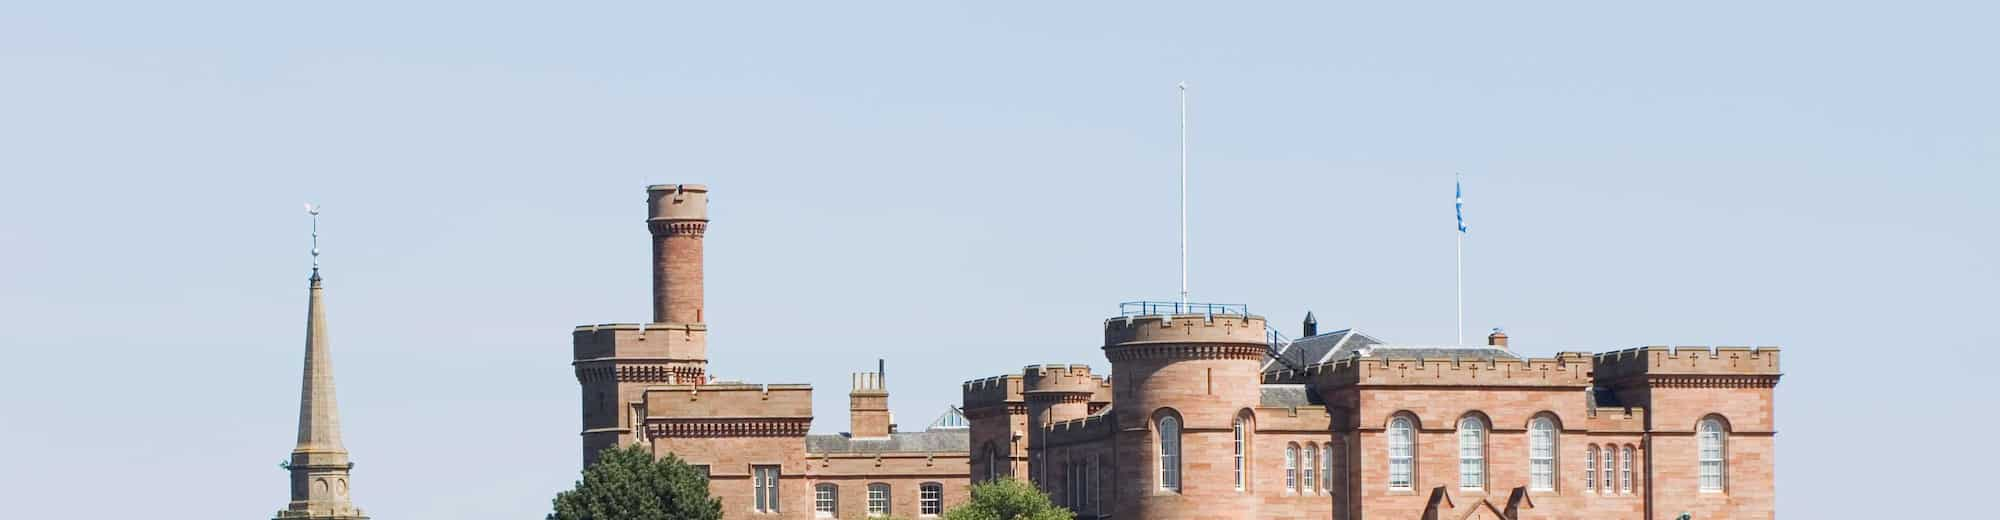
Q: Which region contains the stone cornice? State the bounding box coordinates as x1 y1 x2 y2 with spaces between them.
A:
649 221 707 237
1643 374 1781 389
575 364 705 384
645 417 811 438
963 403 1027 419
1103 343 1267 362
1024 393 1093 404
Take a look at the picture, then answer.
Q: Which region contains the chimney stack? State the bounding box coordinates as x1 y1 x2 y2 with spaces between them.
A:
849 371 891 439
1302 310 1318 337
1487 328 1509 348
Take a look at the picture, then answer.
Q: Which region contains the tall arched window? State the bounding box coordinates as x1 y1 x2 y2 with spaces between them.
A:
1322 443 1335 493
1584 445 1597 493
1232 415 1247 491
1528 417 1557 491
1699 418 1727 492
867 483 891 517
814 484 838 518
982 442 1001 482
1158 415 1182 491
1620 445 1634 494
1303 442 1317 494
1388 416 1415 490
1457 416 1486 490
1285 443 1300 493
920 482 943 516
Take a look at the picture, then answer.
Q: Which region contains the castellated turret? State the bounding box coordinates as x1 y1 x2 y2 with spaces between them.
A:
647 184 708 325
1103 311 1268 520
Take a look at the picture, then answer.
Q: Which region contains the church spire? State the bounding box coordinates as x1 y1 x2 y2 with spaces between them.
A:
278 204 366 520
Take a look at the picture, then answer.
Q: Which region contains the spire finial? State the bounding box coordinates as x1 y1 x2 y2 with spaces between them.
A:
305 203 321 281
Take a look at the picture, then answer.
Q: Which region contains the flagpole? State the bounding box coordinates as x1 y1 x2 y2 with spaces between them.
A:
1178 81 1188 306
1456 224 1463 346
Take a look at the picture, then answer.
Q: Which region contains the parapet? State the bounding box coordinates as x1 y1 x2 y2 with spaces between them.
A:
641 383 814 419
572 322 707 361
1288 351 1596 388
1045 414 1115 447
1103 313 1267 347
1022 364 1103 398
962 374 1024 411
646 184 708 223
1593 346 1782 383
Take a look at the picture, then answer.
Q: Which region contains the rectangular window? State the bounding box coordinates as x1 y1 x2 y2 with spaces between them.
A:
868 484 890 517
753 466 780 513
1585 448 1596 492
815 485 837 517
920 484 942 515
1303 447 1316 493
1620 447 1633 494
1528 429 1554 491
1389 431 1414 490
1602 455 1612 493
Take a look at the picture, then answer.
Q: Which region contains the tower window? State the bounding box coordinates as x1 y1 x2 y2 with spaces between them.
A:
1458 416 1486 490
1388 416 1415 490
1699 418 1727 492
1233 416 1247 491
1528 417 1557 491
752 466 780 513
1158 415 1182 491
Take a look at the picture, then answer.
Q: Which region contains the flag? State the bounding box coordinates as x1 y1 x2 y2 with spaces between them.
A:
1455 175 1467 234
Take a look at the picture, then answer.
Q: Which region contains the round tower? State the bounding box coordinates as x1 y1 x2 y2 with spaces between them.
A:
647 184 708 325
1023 364 1098 481
1104 311 1267 519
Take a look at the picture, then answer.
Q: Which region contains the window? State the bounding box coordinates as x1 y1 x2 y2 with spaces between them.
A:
1584 446 1597 493
982 443 1001 482
1285 443 1299 492
920 482 942 516
1602 446 1613 492
753 466 780 513
1233 416 1247 490
1089 456 1100 511
1158 415 1182 491
1528 417 1556 491
1323 443 1335 493
1458 416 1486 490
1699 418 1727 492
1620 446 1634 494
867 483 890 516
1388 416 1414 490
814 484 837 517
1303 442 1317 494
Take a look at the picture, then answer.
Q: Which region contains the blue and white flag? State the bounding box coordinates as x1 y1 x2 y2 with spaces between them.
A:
1455 175 1467 234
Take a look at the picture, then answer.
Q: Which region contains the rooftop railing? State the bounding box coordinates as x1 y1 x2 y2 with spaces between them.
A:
1117 300 1250 317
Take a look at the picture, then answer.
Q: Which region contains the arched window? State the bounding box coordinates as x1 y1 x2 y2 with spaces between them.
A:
867 483 890 517
1601 446 1613 492
1584 445 1597 493
1158 415 1182 491
920 482 943 516
1457 416 1486 490
981 442 1000 482
1323 443 1335 493
1388 416 1415 490
1620 445 1634 494
1699 418 1727 492
1528 417 1557 491
1303 442 1317 494
1233 415 1247 490
814 484 838 517
1285 443 1300 493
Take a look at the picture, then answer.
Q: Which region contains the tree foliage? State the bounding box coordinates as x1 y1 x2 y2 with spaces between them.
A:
942 478 1073 520
548 444 723 520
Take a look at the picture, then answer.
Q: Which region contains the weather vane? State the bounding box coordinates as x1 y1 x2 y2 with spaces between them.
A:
304 203 321 275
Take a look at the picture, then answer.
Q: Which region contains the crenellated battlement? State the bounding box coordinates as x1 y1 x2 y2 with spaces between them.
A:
1103 313 1267 348
572 322 708 362
1585 404 1647 433
1285 350 1596 388
962 374 1024 410
1045 413 1115 447
1593 346 1782 383
640 383 814 420
1023 363 1103 398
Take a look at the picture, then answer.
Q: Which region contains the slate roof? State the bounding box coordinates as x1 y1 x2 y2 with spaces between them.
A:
1344 344 1521 362
1263 328 1387 373
805 430 970 454
1259 384 1325 408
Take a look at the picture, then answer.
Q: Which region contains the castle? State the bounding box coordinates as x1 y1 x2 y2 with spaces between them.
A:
571 184 972 519
963 309 1780 520
565 184 1781 519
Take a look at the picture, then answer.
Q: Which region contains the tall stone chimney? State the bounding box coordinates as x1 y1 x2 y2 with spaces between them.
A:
647 184 708 324
850 371 891 439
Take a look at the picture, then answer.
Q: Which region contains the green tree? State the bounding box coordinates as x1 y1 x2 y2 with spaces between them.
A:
942 478 1073 520
548 444 723 520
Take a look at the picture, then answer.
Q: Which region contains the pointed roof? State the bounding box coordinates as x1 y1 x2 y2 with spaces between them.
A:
295 271 344 451
927 405 970 430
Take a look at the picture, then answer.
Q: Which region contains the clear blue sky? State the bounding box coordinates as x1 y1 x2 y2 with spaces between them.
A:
2 2 1992 518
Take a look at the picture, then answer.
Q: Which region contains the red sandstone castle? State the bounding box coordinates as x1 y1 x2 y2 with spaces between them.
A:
963 308 1780 520
573 185 971 519
575 184 1780 520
